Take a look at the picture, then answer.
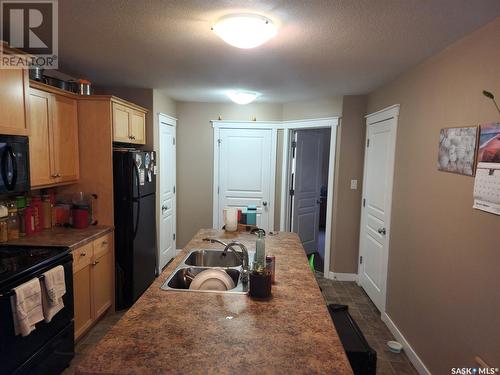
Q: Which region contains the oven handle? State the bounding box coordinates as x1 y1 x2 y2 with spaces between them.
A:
0 274 45 298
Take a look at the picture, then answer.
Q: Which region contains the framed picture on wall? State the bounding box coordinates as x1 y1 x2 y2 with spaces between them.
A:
437 126 478 176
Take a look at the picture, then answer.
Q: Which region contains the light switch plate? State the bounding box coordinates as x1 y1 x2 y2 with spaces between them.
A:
350 179 358 190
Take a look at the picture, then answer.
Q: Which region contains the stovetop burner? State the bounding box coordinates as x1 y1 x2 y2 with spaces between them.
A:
0 246 70 288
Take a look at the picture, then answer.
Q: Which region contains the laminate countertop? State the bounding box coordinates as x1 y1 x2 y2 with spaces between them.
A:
76 229 353 375
6 226 113 250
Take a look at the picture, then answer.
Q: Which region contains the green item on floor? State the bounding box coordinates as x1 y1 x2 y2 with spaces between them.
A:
309 254 315 271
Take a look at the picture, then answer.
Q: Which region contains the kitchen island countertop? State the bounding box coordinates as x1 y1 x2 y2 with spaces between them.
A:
76 229 352 375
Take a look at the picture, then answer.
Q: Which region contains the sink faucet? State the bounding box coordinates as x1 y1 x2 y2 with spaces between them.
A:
202 238 250 284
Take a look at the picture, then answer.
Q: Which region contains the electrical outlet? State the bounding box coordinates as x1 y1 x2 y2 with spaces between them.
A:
350 179 358 190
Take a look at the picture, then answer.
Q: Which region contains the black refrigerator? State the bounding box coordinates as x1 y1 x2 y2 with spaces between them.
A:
113 149 157 309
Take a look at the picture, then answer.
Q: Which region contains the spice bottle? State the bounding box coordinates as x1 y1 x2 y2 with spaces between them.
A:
24 205 36 236
7 203 19 240
31 196 43 232
42 195 52 229
16 196 26 237
0 205 8 242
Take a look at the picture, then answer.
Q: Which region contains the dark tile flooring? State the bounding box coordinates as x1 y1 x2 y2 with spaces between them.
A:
63 276 418 375
62 310 127 375
315 272 418 375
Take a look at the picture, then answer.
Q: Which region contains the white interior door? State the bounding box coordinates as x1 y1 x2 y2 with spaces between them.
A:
216 128 276 232
158 116 176 271
359 108 398 313
292 130 324 253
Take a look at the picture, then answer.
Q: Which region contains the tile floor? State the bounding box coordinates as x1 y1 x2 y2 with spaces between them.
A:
62 277 417 375
315 272 418 375
62 310 127 375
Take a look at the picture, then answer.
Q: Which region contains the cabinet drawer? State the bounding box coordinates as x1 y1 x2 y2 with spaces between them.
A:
72 243 93 273
93 233 112 258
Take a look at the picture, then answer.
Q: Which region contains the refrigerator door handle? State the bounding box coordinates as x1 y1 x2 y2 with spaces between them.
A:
133 161 141 240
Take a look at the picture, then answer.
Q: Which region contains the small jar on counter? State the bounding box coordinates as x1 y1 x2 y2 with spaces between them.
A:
24 205 36 236
16 196 26 237
0 205 8 242
7 203 19 240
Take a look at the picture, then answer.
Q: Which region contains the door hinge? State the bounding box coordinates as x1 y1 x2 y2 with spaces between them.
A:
173 233 176 241
217 186 219 194
359 256 363 264
217 138 222 146
366 138 370 148
289 188 295 196
363 198 366 207
173 137 175 145
173 185 175 194
291 140 297 158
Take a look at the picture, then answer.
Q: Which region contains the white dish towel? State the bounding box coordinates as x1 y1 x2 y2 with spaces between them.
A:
10 278 44 337
41 265 66 322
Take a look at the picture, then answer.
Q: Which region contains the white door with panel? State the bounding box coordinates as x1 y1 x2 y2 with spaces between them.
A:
359 108 398 313
158 115 176 271
292 130 324 253
216 128 276 232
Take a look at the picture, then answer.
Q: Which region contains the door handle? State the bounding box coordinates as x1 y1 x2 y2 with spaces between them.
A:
262 201 268 207
162 205 168 211
377 228 386 235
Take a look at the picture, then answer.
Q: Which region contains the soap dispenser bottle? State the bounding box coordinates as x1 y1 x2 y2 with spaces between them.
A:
254 229 266 273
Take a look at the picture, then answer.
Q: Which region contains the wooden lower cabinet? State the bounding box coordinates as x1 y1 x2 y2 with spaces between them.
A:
72 232 114 340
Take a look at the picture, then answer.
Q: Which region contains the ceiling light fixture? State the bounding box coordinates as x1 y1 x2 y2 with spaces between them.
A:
227 90 260 105
212 14 277 49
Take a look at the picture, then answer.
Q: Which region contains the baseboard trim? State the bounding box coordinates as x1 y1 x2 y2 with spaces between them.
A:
328 271 358 282
381 313 431 375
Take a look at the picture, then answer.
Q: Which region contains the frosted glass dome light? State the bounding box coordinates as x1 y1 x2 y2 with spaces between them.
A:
227 90 260 105
212 14 277 49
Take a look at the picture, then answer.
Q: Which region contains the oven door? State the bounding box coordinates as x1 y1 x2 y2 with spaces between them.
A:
0 255 74 375
0 135 30 195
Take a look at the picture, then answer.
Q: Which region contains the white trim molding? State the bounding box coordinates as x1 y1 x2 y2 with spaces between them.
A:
364 104 400 123
382 313 431 375
158 112 178 123
328 272 358 282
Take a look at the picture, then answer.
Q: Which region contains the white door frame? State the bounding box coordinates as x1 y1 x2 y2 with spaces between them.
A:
358 104 399 314
279 118 339 277
212 121 277 232
157 113 177 274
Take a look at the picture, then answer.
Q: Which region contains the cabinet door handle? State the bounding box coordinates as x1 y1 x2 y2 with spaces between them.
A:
92 260 100 266
51 173 58 178
101 241 108 246
80 252 86 256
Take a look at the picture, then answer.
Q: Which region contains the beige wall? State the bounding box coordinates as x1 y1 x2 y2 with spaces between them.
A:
330 95 367 273
282 96 343 120
176 102 282 248
367 18 500 373
152 88 177 152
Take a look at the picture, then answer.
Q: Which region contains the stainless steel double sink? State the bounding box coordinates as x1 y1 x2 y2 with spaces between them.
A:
161 249 254 294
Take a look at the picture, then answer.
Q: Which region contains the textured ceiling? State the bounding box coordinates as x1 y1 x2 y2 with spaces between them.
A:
58 0 500 102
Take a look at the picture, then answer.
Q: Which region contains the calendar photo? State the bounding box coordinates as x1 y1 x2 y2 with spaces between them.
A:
478 122 500 165
437 126 478 176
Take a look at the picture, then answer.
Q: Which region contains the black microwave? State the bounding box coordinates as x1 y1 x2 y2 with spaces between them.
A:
0 135 30 194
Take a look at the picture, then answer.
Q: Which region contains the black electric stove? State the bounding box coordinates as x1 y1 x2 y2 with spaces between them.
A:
0 245 74 375
0 246 71 289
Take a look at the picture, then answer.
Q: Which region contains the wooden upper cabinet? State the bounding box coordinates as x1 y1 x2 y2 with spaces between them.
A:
29 89 54 187
129 110 146 144
112 103 130 142
0 69 30 135
52 94 79 183
111 101 146 145
29 86 79 188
